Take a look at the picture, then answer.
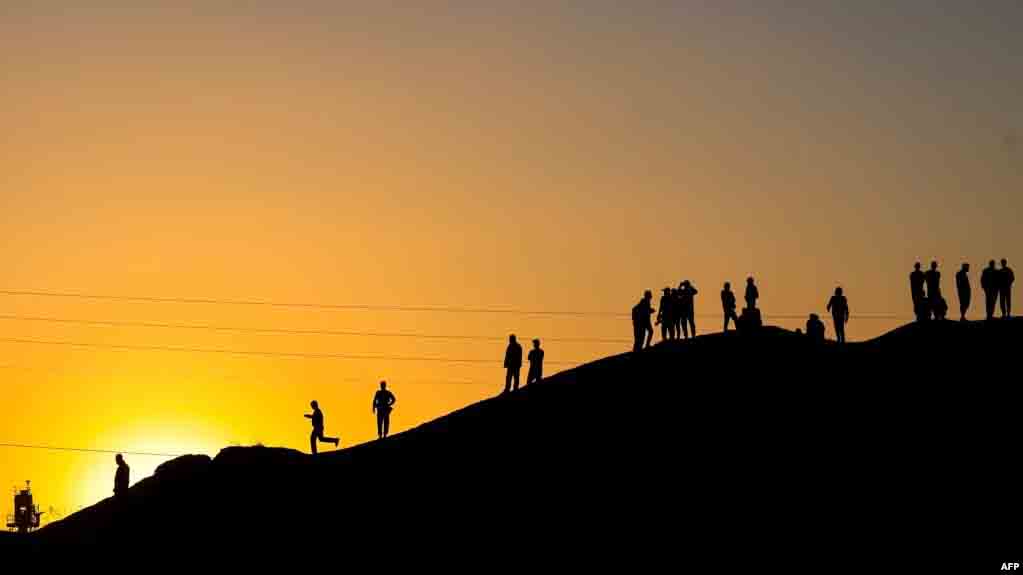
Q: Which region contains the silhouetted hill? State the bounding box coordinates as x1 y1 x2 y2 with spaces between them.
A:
14 320 1023 568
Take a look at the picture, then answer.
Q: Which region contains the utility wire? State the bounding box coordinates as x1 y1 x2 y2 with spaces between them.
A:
0 337 581 365
0 442 186 458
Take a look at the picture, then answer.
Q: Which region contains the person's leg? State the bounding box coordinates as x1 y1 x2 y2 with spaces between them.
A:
633 327 643 352
377 412 384 438
1008 291 1012 317
645 325 653 348
661 323 668 342
384 412 390 437
512 369 520 391
505 369 513 393
688 316 696 338
310 430 318 455
723 313 729 332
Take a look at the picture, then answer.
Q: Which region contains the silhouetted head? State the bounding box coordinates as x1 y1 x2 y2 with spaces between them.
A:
835 287 843 296
116 454 124 465
914 262 921 270
310 400 318 409
930 261 938 271
1002 258 1008 268
380 381 387 390
809 313 819 321
683 280 691 287
663 287 671 294
746 277 754 284
723 282 731 290
509 334 517 344
989 260 996 268
962 263 970 272
643 290 652 300
532 338 540 348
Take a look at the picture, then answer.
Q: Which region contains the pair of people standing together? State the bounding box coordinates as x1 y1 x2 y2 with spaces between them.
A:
503 335 545 393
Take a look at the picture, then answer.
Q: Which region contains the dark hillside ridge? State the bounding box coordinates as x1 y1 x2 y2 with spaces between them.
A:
15 320 1023 568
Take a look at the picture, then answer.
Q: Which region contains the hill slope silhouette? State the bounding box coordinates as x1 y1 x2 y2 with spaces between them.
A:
12 320 1023 567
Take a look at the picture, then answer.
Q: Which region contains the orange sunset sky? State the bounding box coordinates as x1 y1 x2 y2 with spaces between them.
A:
1 2 1020 515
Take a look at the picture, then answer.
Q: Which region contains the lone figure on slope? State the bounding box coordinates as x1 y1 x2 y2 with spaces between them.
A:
305 400 340 454
372 381 396 439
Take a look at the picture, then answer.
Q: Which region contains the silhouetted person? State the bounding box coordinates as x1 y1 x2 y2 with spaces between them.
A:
679 280 698 339
721 282 738 332
503 334 523 393
526 338 544 385
924 261 942 319
999 259 1014 318
806 313 826 342
631 290 655 352
955 263 971 321
305 400 339 454
372 381 396 439
933 296 949 320
744 277 759 310
657 287 674 342
981 260 998 320
826 287 850 343
910 262 927 321
114 454 129 498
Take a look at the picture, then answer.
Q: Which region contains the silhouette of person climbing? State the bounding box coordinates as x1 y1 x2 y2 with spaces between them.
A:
806 313 826 342
503 334 523 393
744 277 759 310
910 262 927 321
526 338 544 385
955 263 971 321
114 454 129 498
372 381 396 439
981 260 998 320
999 258 1014 318
305 400 339 454
631 290 654 352
679 280 698 339
657 287 674 342
826 287 850 343
721 282 738 332
924 261 942 319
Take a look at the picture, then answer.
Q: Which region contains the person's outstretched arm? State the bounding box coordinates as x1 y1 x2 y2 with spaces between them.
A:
304 413 312 419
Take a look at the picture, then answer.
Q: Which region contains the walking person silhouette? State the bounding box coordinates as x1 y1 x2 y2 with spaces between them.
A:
305 400 339 454
372 381 396 439
526 339 544 385
503 334 523 393
721 282 738 332
631 290 654 352
999 259 1014 318
981 260 998 320
910 262 927 321
826 287 850 343
955 263 971 321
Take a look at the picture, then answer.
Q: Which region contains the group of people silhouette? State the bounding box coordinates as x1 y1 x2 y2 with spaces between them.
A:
915 259 1013 322
300 382 400 455
503 335 545 393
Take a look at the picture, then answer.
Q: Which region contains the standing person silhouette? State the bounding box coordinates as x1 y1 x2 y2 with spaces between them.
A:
910 262 927 321
503 334 523 393
372 381 396 439
305 400 339 454
631 290 654 352
526 339 544 386
744 277 759 310
657 288 674 342
806 314 826 342
955 263 971 321
721 282 738 332
981 260 998 320
924 261 942 319
999 259 1014 318
679 280 698 339
826 287 850 343
114 454 130 498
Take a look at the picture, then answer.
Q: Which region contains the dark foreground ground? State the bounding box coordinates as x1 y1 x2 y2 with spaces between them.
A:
5 319 1021 569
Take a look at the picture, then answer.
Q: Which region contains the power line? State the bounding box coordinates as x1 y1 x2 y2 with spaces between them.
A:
0 442 186 458
0 289 911 320
0 314 631 344
0 337 581 365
